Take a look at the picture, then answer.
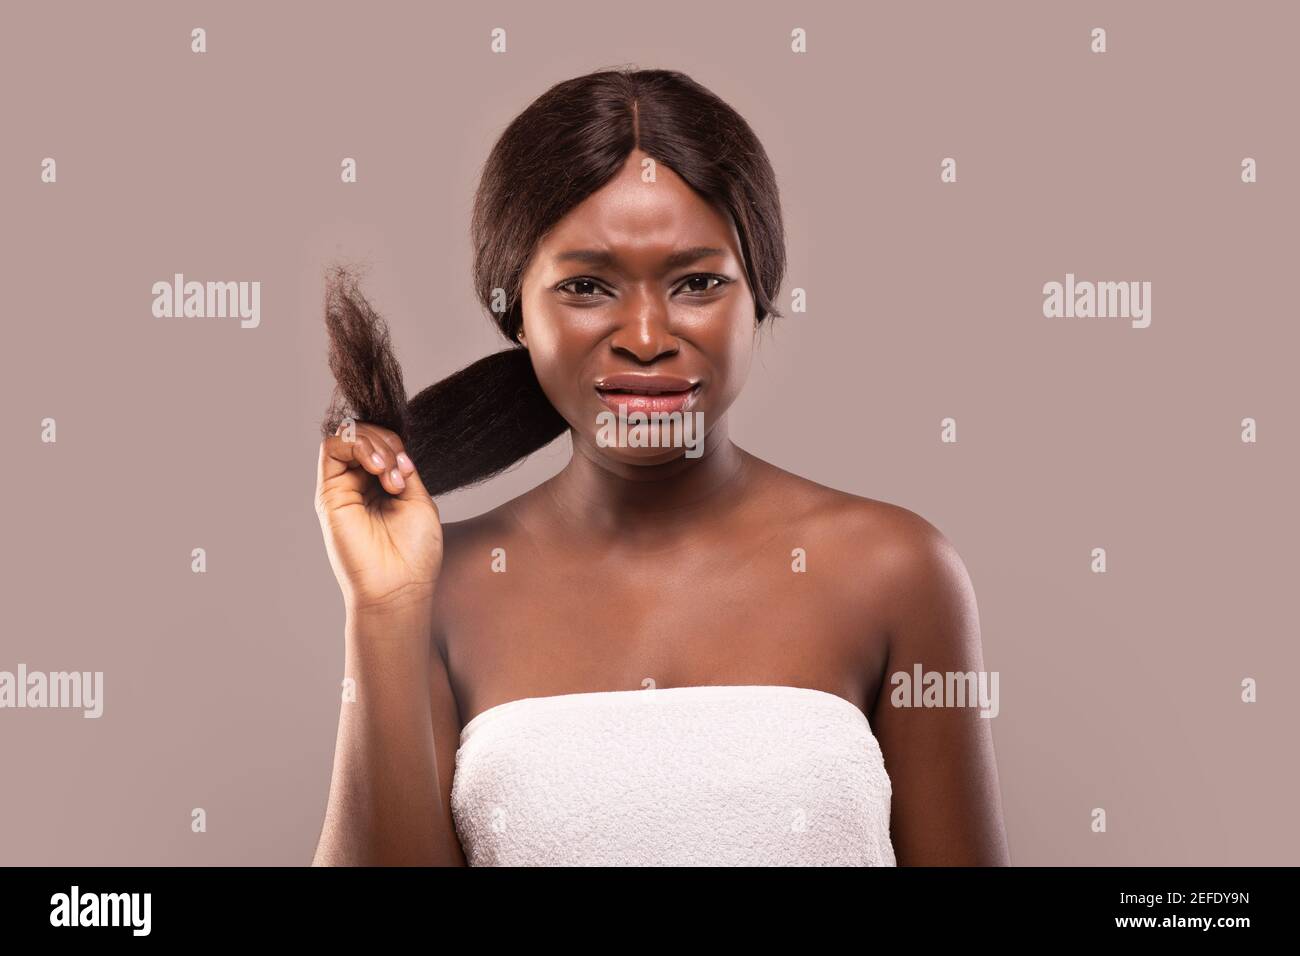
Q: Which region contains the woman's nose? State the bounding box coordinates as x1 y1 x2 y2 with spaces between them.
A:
608 288 679 362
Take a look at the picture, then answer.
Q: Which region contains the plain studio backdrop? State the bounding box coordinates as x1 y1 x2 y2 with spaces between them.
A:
1 0 1297 865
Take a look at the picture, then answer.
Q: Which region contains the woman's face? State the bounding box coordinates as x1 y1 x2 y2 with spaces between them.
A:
519 148 756 465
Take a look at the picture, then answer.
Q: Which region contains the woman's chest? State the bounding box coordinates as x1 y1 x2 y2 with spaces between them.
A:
439 550 889 723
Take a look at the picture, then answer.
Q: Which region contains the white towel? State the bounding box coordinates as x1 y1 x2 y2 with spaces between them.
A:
450 683 896 866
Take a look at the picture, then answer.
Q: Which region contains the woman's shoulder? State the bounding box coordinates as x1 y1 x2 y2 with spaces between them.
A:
757 458 944 549
434 492 536 581
754 458 969 598
427 491 551 662
437 502 517 553
756 462 978 655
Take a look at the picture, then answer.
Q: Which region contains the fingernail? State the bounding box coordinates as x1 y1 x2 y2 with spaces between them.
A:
396 452 414 474
390 468 405 490
371 453 386 470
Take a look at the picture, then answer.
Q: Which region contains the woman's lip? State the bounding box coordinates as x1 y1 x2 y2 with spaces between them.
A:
594 374 698 392
595 383 700 415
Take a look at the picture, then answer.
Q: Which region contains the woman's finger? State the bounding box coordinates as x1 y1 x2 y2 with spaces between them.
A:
354 432 405 496
359 424 417 477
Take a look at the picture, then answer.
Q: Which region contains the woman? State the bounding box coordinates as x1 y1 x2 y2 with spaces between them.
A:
311 67 1009 866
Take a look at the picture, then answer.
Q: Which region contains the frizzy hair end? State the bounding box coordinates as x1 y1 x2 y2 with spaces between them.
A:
321 263 409 441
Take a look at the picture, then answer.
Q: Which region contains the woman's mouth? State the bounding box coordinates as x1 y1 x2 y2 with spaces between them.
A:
594 375 701 415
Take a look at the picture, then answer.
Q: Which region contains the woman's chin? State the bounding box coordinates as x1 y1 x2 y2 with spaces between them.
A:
598 444 693 466
591 416 707 462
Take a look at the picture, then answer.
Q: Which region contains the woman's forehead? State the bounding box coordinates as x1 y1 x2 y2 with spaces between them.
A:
535 185 742 273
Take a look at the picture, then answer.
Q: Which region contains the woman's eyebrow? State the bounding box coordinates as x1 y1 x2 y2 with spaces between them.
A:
553 246 726 270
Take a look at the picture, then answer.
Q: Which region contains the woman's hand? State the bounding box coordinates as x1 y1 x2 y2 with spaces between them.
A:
314 422 442 615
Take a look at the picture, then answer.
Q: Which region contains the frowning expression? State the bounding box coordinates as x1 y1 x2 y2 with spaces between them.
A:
519 149 757 464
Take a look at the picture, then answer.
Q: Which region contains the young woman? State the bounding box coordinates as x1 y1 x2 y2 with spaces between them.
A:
311 68 1009 866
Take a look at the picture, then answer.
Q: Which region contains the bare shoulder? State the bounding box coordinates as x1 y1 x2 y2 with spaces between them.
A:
756 459 948 560
428 491 534 650
436 486 541 584
755 458 977 633
438 503 517 566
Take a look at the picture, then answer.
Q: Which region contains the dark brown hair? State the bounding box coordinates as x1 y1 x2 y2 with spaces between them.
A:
322 67 787 496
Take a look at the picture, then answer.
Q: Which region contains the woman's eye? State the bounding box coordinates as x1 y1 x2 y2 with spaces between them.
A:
678 274 728 295
557 278 607 298
557 274 728 299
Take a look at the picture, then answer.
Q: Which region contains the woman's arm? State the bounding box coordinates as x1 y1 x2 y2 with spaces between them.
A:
311 424 465 866
312 601 466 866
869 520 1011 866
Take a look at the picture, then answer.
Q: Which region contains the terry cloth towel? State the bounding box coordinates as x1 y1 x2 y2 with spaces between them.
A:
450 683 896 866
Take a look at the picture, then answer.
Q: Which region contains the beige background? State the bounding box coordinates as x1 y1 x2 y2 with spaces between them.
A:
1 0 1296 865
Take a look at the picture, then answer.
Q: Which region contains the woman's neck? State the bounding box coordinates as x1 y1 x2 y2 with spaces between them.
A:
540 419 757 543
